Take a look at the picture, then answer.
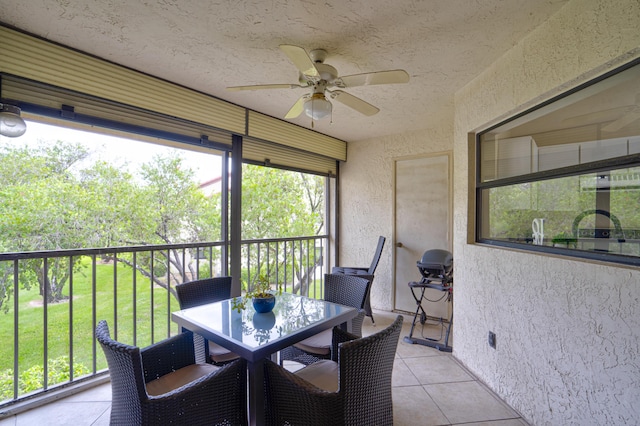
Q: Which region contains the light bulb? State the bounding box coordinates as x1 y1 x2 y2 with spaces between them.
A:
303 94 332 120
0 104 27 138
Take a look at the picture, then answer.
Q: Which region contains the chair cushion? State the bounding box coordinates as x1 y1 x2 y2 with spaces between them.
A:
145 363 218 396
208 341 240 363
293 328 332 355
295 360 339 392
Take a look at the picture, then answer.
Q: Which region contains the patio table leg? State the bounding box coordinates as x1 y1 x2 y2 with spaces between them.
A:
247 358 265 426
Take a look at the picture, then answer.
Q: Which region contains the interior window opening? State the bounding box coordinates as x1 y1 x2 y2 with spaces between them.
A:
477 59 640 265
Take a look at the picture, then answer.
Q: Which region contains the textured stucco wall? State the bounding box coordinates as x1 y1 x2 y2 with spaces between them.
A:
340 0 640 424
338 124 453 311
453 0 640 424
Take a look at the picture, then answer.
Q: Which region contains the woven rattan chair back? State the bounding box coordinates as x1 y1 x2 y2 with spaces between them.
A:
175 276 232 308
96 321 146 421
175 276 239 365
96 319 248 425
324 273 370 310
340 315 403 425
367 235 386 274
264 315 403 426
331 236 386 323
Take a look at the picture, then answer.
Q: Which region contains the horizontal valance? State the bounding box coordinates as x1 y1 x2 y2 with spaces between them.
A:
1 74 234 149
243 137 338 176
1 24 347 168
0 26 246 135
248 111 347 162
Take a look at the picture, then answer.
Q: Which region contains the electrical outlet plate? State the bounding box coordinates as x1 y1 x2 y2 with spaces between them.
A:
488 331 496 349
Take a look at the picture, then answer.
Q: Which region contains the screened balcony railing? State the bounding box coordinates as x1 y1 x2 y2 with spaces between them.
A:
0 235 328 409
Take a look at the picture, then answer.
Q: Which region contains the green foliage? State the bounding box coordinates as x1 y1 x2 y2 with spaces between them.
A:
0 128 328 402
0 259 177 383
0 142 95 305
0 141 222 310
237 164 325 295
241 164 323 239
551 231 577 247
487 170 640 254
1 356 90 401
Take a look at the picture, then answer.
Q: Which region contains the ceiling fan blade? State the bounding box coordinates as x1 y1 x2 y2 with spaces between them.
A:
284 95 309 119
279 45 319 78
329 90 379 116
336 70 410 88
227 83 303 91
601 108 640 132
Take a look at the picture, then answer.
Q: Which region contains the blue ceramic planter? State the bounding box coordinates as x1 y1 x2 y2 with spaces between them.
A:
252 295 276 313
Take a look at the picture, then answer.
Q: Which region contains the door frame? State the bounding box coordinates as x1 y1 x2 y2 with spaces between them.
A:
392 150 453 310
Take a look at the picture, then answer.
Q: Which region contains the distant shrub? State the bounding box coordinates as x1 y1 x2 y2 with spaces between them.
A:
0 356 90 401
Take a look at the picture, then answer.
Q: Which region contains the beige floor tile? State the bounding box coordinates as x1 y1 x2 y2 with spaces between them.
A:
396 337 446 359
425 381 520 424
463 419 529 426
15 401 110 426
0 416 16 426
91 407 112 426
57 382 112 403
2 308 527 426
398 320 452 355
404 355 473 384
362 313 399 333
393 385 449 426
404 321 450 342
392 358 420 387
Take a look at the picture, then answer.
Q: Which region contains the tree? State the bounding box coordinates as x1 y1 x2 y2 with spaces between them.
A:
106 155 222 298
0 142 220 309
0 143 92 306
238 164 325 295
0 138 325 310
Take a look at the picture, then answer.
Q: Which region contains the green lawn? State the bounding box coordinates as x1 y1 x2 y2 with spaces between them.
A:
0 258 179 375
0 260 324 372
0 259 324 400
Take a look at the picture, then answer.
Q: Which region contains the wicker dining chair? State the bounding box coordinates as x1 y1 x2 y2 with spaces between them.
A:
95 320 247 426
264 315 403 426
279 273 370 366
332 235 386 323
175 276 240 365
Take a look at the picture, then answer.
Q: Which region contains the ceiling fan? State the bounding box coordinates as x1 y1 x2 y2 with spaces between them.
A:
227 45 410 122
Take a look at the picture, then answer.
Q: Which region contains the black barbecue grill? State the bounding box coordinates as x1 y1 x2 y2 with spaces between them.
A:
403 249 453 352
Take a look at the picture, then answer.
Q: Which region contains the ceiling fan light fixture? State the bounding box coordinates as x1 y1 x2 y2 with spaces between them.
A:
0 103 27 137
304 93 332 120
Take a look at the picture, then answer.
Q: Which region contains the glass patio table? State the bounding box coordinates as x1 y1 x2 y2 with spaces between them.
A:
171 292 358 426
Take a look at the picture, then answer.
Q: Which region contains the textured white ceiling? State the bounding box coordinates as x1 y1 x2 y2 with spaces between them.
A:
0 0 568 142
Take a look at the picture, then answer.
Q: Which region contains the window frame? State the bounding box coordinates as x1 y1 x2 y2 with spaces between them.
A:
475 58 640 267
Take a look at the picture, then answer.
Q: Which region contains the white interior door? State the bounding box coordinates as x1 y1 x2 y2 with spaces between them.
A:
393 153 451 317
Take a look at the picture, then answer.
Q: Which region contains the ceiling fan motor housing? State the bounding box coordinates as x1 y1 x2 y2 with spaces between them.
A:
315 63 338 82
299 62 337 85
309 49 328 64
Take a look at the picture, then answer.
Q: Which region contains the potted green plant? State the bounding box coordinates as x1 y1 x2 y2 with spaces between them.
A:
232 274 282 313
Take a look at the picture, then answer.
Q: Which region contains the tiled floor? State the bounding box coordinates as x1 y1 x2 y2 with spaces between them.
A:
371 311 527 426
0 310 528 426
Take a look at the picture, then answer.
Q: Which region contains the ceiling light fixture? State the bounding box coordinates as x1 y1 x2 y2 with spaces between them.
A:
303 93 332 121
0 103 27 137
